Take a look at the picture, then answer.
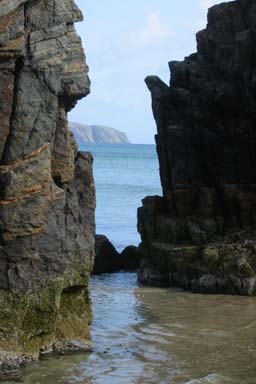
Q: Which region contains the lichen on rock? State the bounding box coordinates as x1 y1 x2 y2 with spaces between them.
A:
0 0 95 380
138 0 256 295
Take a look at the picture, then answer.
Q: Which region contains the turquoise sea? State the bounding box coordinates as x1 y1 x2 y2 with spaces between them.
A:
78 144 162 250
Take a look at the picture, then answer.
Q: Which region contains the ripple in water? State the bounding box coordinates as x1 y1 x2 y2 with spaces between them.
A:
18 273 256 384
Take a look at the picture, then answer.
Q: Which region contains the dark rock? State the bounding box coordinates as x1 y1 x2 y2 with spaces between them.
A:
93 236 140 274
138 0 256 295
0 0 95 379
120 246 141 271
93 235 122 274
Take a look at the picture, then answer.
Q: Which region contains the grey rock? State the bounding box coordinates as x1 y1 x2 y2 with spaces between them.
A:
93 236 140 274
0 0 95 380
120 246 141 271
93 235 122 275
138 0 256 295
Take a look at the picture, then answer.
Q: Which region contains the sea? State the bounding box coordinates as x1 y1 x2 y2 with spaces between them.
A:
18 144 256 384
79 143 162 251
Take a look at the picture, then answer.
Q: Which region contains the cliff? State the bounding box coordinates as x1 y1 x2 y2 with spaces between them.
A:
70 122 130 144
138 0 256 295
0 0 95 380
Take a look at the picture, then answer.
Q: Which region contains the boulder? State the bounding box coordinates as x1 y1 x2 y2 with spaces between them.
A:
93 236 140 274
93 235 122 274
120 246 141 271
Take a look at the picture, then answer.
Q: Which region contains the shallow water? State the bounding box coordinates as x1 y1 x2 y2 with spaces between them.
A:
21 273 256 384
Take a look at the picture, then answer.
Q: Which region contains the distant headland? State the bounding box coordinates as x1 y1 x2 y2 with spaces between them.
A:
70 122 130 144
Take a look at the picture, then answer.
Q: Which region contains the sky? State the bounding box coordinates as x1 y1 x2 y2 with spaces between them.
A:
69 0 229 144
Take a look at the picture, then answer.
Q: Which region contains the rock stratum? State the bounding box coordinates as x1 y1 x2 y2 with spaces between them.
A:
70 122 130 144
0 0 95 380
138 0 256 295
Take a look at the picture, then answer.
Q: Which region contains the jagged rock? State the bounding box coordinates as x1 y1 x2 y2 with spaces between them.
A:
138 0 256 295
93 235 122 274
120 246 141 271
0 0 95 380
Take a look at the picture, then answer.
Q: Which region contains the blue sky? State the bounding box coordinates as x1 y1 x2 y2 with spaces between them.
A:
70 0 228 144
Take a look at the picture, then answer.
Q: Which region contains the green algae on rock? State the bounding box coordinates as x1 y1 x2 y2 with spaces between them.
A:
138 0 256 295
0 0 95 380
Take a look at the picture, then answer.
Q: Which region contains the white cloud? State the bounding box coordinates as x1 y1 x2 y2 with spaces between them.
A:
140 11 170 43
123 11 174 48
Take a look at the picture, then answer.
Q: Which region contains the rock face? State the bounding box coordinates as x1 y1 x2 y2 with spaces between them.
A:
0 0 95 380
70 122 130 144
138 0 256 295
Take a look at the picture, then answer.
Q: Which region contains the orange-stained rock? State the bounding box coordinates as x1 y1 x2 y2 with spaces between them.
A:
0 0 95 380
